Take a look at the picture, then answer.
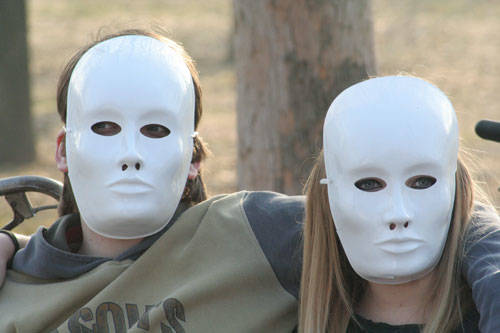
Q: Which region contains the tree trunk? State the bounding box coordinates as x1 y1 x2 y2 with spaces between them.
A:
0 0 34 165
233 0 376 194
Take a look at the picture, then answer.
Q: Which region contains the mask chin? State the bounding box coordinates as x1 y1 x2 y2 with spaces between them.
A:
358 255 442 285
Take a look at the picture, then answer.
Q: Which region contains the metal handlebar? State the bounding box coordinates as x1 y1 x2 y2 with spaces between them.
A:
0 176 62 230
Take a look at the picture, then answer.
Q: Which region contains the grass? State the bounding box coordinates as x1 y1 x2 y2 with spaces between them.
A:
0 0 498 234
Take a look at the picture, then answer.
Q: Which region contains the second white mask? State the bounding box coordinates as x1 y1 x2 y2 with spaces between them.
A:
322 76 458 284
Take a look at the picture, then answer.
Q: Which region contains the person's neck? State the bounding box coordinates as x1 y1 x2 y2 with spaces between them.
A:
78 221 143 258
356 271 436 325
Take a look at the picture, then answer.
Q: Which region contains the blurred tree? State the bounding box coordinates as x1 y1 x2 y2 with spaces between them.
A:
0 0 34 165
233 0 376 194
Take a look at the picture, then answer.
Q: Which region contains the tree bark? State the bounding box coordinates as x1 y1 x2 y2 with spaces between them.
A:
0 0 34 165
233 0 376 194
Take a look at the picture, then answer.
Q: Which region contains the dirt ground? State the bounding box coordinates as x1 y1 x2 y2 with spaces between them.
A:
1 0 498 234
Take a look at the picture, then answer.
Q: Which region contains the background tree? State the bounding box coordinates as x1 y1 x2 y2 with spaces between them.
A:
0 0 34 165
233 0 376 194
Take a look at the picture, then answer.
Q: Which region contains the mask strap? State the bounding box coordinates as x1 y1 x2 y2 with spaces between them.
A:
191 131 198 138
320 178 330 185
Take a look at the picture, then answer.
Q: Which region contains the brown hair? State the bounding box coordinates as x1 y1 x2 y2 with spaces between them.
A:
299 151 475 332
56 29 208 216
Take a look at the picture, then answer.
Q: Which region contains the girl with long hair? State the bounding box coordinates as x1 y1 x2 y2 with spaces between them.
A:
300 76 498 332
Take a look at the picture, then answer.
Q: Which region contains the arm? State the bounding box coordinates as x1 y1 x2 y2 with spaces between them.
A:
463 207 500 333
0 232 30 286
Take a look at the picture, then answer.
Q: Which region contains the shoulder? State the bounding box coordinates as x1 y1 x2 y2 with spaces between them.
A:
242 191 305 225
463 201 500 275
464 202 500 253
462 202 500 332
182 191 305 232
177 191 251 226
242 191 305 299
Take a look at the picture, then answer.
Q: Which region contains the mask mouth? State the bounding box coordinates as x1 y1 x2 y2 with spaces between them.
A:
374 236 424 254
106 177 154 195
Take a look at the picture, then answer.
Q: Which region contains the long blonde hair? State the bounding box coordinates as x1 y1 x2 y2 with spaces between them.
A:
299 151 475 332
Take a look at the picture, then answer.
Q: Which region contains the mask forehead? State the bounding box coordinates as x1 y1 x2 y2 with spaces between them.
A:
324 76 459 177
67 35 195 130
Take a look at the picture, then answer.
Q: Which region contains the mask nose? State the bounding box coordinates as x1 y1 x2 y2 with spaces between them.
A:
384 189 412 231
119 131 144 172
388 219 410 231
121 161 142 171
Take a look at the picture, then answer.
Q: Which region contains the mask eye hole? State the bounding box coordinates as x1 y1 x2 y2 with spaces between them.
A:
91 121 121 136
354 177 386 192
140 124 171 139
406 175 437 189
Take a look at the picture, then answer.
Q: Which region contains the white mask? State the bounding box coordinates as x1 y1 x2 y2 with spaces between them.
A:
322 76 458 284
66 35 195 239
